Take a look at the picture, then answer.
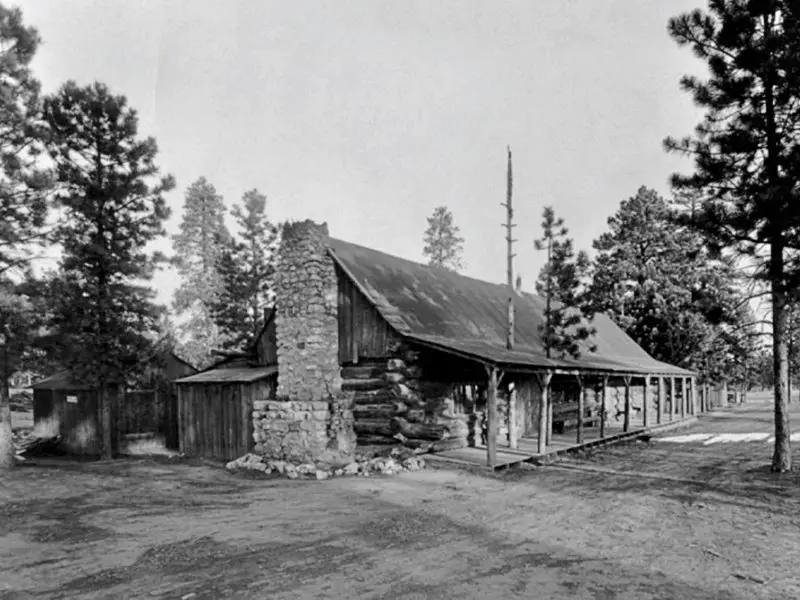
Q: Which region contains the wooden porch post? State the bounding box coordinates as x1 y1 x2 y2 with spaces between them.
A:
680 377 687 419
670 377 676 421
485 365 499 467
656 376 664 425
576 374 585 445
642 375 650 428
600 375 608 439
623 375 632 432
537 371 553 454
508 382 518 450
690 377 697 415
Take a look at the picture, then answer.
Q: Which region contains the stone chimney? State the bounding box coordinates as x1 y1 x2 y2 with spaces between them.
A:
274 220 342 401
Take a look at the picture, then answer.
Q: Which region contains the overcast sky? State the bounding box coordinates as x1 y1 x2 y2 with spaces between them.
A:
21 0 704 306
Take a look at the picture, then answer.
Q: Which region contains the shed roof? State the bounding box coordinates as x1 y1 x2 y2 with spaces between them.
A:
30 371 88 390
327 237 693 376
174 365 277 384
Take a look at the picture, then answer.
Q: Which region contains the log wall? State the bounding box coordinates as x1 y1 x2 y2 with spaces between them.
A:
346 345 471 453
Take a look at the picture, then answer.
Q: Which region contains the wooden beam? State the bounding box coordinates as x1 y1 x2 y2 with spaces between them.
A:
536 371 553 454
657 376 664 425
485 364 498 467
599 376 608 438
622 375 632 432
642 375 650 428
679 377 686 419
576 374 585 445
670 377 676 421
508 381 517 449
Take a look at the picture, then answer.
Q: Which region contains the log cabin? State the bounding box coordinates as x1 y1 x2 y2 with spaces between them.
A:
176 220 697 465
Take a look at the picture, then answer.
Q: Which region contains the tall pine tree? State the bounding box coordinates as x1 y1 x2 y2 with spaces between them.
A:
0 4 50 468
44 81 173 459
422 206 465 272
171 177 230 367
211 189 277 348
664 0 800 471
534 206 596 359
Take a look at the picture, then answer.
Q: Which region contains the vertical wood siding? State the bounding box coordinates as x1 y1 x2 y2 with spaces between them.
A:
337 267 399 364
256 316 277 365
177 379 269 461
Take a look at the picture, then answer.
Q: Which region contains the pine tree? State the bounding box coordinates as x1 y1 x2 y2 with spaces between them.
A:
43 81 173 459
664 1 800 471
422 206 465 271
534 206 596 359
210 188 277 347
0 4 51 468
171 177 230 367
590 187 758 379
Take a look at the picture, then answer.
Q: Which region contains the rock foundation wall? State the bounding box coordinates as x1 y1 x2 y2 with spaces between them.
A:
253 398 356 466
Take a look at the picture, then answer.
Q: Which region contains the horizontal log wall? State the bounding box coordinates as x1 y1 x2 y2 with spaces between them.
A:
347 345 470 452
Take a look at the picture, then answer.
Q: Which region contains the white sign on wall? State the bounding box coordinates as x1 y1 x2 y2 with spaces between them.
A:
66 395 78 404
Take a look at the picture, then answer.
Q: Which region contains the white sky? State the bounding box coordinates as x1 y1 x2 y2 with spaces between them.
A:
20 0 704 307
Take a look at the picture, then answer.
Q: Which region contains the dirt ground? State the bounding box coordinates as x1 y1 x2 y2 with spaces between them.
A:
2 399 800 600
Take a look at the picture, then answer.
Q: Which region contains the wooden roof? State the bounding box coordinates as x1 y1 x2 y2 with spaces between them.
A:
174 365 277 384
327 237 694 377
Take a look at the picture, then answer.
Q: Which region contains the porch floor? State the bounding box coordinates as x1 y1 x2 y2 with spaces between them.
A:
429 415 697 470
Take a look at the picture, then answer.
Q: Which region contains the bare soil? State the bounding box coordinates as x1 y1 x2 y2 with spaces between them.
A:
2 399 799 599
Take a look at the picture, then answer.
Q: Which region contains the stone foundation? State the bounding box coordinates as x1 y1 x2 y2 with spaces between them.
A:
253 397 356 466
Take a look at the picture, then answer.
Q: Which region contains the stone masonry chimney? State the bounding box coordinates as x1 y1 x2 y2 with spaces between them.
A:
274 220 342 401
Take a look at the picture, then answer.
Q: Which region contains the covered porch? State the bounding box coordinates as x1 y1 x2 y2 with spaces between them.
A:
412 338 699 469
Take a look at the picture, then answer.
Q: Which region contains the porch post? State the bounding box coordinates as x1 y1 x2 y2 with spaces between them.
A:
508 381 518 450
690 376 697 415
680 377 687 419
537 370 553 454
485 365 499 467
642 375 650 428
600 375 608 438
623 375 632 433
656 376 664 425
576 374 585 445
670 377 676 421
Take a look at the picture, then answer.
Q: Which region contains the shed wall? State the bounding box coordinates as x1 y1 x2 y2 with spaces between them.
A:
177 377 275 461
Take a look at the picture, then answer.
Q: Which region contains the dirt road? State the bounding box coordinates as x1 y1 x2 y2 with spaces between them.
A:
1 399 799 599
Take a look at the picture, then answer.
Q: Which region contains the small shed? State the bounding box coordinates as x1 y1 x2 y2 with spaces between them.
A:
174 365 277 462
31 352 197 455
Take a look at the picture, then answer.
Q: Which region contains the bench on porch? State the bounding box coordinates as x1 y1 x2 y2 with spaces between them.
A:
552 401 602 434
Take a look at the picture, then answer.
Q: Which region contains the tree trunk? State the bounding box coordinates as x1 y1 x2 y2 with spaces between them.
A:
100 384 113 460
772 279 791 472
0 339 14 469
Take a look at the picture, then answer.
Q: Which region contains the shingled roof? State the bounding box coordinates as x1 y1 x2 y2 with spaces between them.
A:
327 237 693 377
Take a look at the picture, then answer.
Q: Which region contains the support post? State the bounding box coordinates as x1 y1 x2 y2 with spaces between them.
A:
536 371 553 454
600 376 608 438
623 375 632 432
656 376 664 425
690 377 697 415
680 377 686 419
576 374 585 445
508 382 517 449
485 365 499 468
670 377 676 421
642 375 650 428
